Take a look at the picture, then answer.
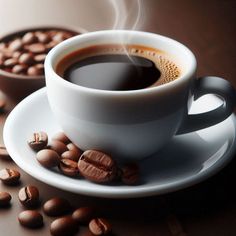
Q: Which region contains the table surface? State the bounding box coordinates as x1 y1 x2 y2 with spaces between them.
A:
0 0 236 235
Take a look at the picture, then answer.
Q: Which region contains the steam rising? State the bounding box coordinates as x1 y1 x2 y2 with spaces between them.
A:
109 0 145 62
110 0 144 30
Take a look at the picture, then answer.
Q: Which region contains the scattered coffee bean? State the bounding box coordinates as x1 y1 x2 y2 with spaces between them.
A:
89 218 112 235
52 132 70 144
28 131 48 151
18 210 43 228
18 53 34 65
48 140 68 155
72 207 95 224
0 191 12 207
59 159 79 177
43 197 71 216
18 185 39 208
121 163 139 185
50 216 79 236
61 150 80 162
78 150 117 183
0 168 20 185
0 145 11 160
36 149 60 168
8 38 23 51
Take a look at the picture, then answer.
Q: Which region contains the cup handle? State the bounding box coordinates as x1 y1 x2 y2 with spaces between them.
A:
177 76 236 134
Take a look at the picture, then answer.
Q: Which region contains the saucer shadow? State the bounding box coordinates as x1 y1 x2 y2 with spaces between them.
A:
140 132 228 183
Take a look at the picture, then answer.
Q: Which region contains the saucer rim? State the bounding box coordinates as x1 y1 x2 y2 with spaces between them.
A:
3 88 236 198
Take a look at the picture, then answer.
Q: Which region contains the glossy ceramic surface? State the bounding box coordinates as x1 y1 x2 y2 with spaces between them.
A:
4 88 236 198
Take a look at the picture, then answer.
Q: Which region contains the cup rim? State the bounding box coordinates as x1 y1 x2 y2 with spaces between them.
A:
45 30 197 96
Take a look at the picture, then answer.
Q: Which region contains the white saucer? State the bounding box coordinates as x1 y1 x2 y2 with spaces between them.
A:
3 88 236 198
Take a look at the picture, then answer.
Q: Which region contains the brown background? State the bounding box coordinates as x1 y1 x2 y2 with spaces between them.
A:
1 0 236 235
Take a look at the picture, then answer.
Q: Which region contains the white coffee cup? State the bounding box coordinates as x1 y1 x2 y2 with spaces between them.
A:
45 30 236 161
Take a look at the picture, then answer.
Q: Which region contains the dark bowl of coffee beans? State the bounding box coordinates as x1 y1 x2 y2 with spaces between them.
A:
0 26 86 101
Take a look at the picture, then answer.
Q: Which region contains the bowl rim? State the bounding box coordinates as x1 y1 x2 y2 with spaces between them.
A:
0 25 87 80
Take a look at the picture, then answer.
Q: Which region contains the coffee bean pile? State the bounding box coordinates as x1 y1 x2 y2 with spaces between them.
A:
0 131 140 235
0 29 76 76
28 131 140 185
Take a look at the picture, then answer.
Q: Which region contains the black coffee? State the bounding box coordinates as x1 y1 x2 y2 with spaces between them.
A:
56 44 181 90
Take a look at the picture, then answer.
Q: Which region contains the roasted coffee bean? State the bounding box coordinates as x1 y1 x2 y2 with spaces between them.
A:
52 132 70 144
121 163 139 185
1 49 13 59
46 40 58 50
47 30 55 37
18 210 43 228
18 186 39 208
89 218 112 235
3 58 18 67
35 63 44 69
48 140 68 155
36 33 51 44
34 54 46 62
59 159 79 177
50 216 79 236
12 51 21 59
43 197 71 216
35 63 44 73
27 65 43 76
72 207 95 224
61 150 80 162
0 168 20 185
18 53 34 65
22 32 38 44
36 149 60 168
52 32 66 42
27 43 46 54
67 143 82 156
12 64 27 74
0 145 11 160
8 38 23 51
28 131 48 151
0 191 12 207
78 150 117 183
62 31 74 39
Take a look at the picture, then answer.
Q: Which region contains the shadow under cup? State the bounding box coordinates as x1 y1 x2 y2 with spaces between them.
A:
45 30 197 161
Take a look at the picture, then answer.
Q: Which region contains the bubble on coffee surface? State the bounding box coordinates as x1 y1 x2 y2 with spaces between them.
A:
124 46 181 86
56 44 181 90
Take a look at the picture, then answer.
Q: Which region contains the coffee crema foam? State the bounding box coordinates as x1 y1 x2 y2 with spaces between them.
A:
56 44 181 87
